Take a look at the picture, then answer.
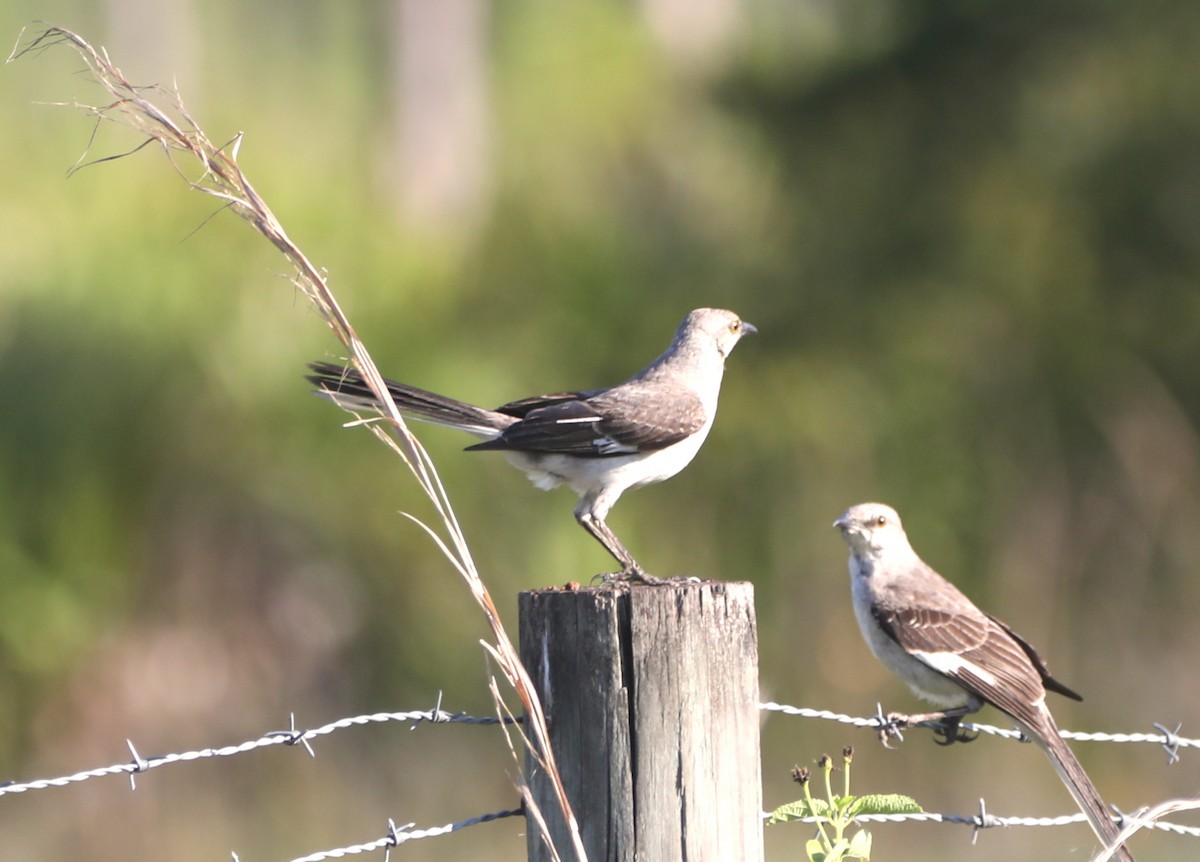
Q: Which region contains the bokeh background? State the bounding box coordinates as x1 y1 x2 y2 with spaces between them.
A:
3 1 1199 860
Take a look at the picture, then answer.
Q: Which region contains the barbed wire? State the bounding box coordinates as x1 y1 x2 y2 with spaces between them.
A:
760 701 1193 764
0 700 511 798
766 799 1200 842
3 701 1189 800
761 701 1200 845
277 801 1200 862
2 698 1195 859
244 807 524 862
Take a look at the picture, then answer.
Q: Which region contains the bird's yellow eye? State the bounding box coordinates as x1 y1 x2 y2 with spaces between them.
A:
730 320 741 333
875 515 888 527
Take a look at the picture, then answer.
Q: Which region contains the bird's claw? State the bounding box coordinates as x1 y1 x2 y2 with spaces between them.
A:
592 565 669 586
589 562 713 587
931 716 978 746
628 568 669 586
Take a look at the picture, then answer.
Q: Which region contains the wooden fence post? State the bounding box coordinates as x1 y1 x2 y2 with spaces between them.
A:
519 581 763 862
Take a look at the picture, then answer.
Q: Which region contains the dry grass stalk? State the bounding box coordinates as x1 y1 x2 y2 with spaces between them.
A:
10 24 586 861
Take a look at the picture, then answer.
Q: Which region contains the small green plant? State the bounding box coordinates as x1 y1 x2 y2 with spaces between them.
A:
767 746 922 862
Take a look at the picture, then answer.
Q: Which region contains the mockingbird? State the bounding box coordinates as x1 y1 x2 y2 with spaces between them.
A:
308 308 755 584
834 502 1133 861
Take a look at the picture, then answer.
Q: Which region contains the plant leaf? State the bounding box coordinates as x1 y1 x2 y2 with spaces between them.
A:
768 797 835 823
845 793 923 817
847 829 873 859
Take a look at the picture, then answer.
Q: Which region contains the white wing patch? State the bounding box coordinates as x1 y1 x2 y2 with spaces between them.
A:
913 650 999 688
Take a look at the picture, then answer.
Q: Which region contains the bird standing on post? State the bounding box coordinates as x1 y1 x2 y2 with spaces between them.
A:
308 308 755 584
833 502 1134 861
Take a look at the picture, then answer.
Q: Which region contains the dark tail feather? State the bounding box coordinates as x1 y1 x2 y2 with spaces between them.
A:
1036 721 1135 861
306 362 506 437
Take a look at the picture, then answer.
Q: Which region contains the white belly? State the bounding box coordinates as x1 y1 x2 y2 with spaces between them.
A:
850 565 971 708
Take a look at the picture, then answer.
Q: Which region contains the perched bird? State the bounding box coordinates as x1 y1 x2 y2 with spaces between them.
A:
308 308 755 583
834 502 1133 861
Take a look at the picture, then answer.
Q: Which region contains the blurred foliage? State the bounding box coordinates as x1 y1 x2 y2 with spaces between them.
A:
2 0 1199 859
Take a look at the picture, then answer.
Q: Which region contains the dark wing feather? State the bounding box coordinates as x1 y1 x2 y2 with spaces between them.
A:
586 385 706 451
987 613 1083 702
469 399 615 456
873 603 1059 727
872 605 988 654
493 392 591 418
471 382 706 456
953 624 1054 725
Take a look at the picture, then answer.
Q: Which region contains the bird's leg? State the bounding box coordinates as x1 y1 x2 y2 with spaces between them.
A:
930 713 980 746
575 509 667 585
879 703 981 748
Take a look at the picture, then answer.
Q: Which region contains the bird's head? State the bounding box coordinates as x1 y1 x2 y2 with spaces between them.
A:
680 308 757 359
833 502 911 559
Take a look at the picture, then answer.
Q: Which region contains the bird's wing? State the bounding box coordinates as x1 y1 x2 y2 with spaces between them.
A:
987 613 1083 702
873 601 1052 725
473 384 705 456
492 391 590 418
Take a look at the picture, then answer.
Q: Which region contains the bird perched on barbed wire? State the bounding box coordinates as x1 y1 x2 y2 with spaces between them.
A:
308 308 756 584
834 502 1134 861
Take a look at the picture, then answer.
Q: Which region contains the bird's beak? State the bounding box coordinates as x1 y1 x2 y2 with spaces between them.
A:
833 515 850 531
742 321 758 336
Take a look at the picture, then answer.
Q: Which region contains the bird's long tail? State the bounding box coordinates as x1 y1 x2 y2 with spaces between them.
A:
1034 717 1135 861
306 362 507 438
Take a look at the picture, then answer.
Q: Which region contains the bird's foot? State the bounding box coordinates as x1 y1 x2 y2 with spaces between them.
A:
929 715 979 746
874 705 978 748
591 565 673 586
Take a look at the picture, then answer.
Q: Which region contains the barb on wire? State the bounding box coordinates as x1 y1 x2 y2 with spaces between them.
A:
761 702 1195 765
284 713 317 758
125 739 147 790
0 707 514 799
1153 722 1183 765
969 797 997 844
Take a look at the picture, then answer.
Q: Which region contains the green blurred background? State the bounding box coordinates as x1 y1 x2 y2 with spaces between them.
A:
2 1 1199 859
